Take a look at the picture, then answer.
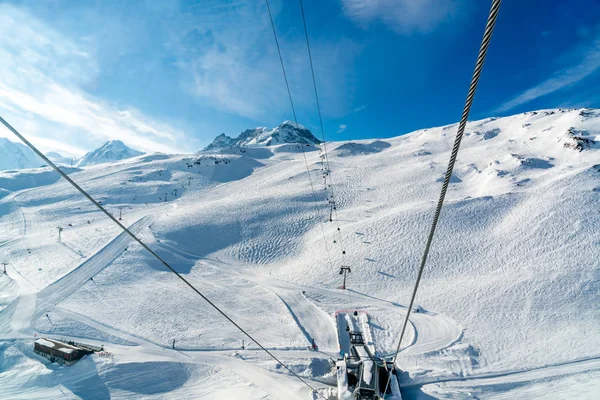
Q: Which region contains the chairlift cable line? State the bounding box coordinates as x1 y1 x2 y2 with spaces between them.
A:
0 114 326 398
382 0 502 395
265 0 334 273
298 0 347 267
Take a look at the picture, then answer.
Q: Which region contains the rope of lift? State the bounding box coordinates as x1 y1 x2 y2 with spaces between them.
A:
0 114 326 398
265 0 335 277
382 0 502 395
298 0 348 268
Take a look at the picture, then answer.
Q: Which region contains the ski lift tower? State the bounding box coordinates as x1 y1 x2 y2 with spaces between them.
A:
57 226 63 242
2 262 7 274
340 266 351 290
117 206 125 221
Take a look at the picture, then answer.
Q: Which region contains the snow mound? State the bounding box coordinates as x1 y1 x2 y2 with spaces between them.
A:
333 140 391 156
0 166 81 192
139 153 170 162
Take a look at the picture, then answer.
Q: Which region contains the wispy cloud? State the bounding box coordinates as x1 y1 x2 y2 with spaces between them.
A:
353 105 368 112
175 2 359 121
0 4 194 156
337 124 347 133
494 37 600 113
340 0 462 34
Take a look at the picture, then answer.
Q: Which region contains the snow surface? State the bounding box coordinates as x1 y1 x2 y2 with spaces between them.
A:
0 108 599 399
34 338 54 348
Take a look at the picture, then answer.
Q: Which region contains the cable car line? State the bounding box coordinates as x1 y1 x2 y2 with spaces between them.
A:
265 0 335 274
298 0 347 267
382 0 502 395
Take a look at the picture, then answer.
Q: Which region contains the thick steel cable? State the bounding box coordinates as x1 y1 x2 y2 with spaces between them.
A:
0 115 323 395
383 0 502 395
298 0 347 267
265 0 334 274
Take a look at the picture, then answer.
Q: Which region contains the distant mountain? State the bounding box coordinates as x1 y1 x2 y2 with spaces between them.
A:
76 140 144 167
46 152 75 166
0 137 42 171
203 121 321 151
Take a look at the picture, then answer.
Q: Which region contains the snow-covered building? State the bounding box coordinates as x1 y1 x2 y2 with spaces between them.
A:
33 338 91 366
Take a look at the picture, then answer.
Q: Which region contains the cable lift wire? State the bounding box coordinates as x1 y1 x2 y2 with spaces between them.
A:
298 0 347 267
265 0 335 273
0 115 326 398
382 0 502 395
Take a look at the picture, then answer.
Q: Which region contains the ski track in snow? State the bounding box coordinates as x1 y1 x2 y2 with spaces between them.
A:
403 356 600 388
31 217 148 322
47 307 326 400
4 265 36 333
276 291 339 352
199 258 462 359
0 218 148 333
402 357 600 400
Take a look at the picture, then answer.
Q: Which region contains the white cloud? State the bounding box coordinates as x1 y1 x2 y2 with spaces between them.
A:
0 4 194 156
187 43 287 120
353 105 368 112
174 2 358 121
337 124 347 133
494 38 600 113
340 0 462 34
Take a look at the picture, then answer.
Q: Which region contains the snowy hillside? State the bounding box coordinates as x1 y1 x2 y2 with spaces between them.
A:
203 121 321 151
0 108 598 399
76 140 144 167
0 137 42 171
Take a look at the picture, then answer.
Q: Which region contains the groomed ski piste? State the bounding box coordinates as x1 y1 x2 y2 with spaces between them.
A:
0 108 599 398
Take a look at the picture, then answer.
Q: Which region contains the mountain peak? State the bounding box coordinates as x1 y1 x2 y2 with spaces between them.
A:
203 122 320 151
76 140 144 167
105 139 127 147
279 120 305 129
0 137 41 171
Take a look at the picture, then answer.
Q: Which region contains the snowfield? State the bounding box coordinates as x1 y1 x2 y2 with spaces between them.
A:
0 108 599 399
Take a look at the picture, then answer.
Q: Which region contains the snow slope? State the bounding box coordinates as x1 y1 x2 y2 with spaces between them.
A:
0 108 598 399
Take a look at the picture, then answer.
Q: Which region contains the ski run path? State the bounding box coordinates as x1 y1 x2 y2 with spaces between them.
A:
1 108 599 398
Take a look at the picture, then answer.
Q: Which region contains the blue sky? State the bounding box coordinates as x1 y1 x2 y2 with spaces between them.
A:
0 0 599 156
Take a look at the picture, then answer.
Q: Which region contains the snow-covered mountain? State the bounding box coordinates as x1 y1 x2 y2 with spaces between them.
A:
0 108 599 399
0 137 42 171
203 121 321 151
46 151 75 166
76 140 144 167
